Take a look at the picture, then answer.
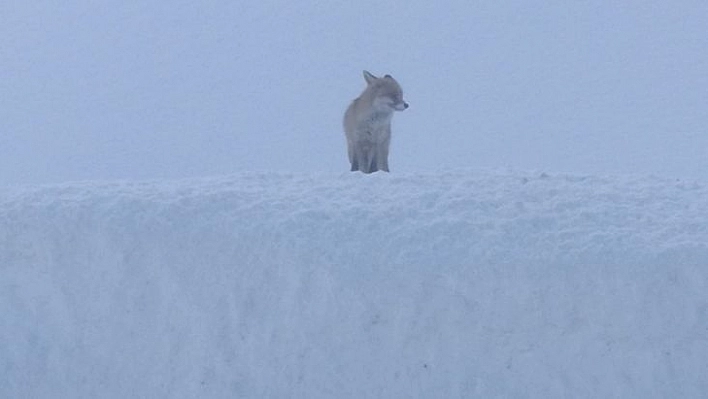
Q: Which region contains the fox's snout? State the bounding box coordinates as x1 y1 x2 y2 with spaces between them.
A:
395 101 409 111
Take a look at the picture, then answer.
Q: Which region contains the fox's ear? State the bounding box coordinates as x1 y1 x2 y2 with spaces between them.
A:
363 70 378 85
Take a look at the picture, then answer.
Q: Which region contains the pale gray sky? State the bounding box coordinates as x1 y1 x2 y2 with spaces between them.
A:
2 1 707 184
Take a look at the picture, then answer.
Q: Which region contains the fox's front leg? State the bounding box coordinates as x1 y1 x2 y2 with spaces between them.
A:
348 143 359 171
375 136 391 172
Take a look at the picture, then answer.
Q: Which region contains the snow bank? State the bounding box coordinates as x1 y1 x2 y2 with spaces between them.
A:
2 170 707 398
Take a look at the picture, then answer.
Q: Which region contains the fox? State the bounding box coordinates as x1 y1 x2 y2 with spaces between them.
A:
343 70 408 173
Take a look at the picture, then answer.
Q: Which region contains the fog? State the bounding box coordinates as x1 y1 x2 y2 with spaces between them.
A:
2 1 707 185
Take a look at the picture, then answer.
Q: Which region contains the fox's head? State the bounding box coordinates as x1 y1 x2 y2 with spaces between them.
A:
363 70 409 112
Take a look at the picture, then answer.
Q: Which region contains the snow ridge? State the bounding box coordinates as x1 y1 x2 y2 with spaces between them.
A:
1 170 707 398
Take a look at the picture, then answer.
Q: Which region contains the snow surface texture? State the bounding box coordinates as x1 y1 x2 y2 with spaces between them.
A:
2 171 708 398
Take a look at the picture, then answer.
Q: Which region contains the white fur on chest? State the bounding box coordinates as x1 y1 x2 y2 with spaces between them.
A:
355 110 393 143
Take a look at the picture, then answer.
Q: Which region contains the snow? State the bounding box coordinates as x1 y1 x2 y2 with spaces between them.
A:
2 170 707 398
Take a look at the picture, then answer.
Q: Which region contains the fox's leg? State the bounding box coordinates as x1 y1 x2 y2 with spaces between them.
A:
374 140 390 172
352 144 369 172
378 148 389 172
347 141 358 171
360 153 371 173
349 145 358 171
352 143 371 173
369 150 380 173
365 146 378 173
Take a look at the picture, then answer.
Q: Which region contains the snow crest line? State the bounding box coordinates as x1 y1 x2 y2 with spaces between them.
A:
1 171 707 397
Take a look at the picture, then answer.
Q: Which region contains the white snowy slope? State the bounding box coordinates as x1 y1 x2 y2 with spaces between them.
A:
1 170 707 398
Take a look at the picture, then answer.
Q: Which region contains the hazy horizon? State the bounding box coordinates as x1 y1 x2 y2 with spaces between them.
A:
2 1 707 184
